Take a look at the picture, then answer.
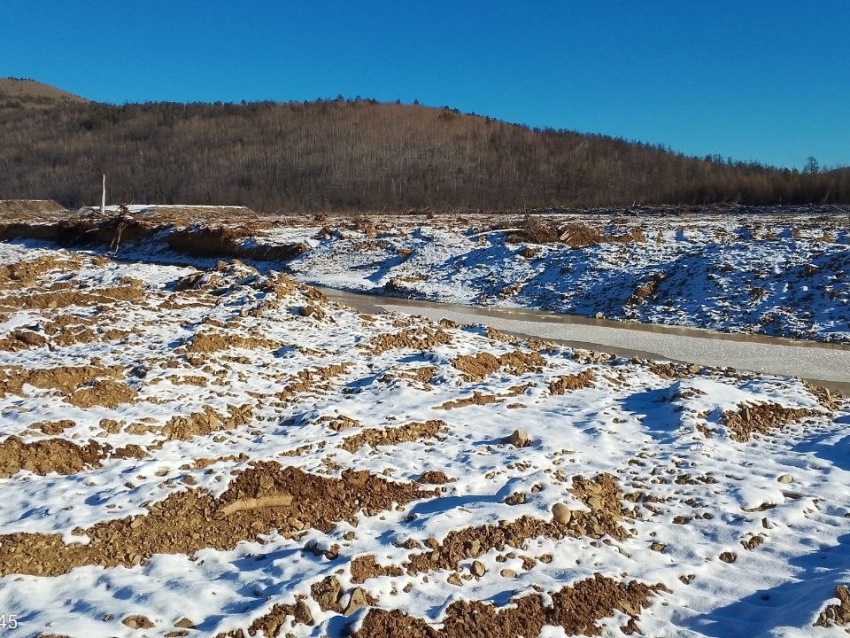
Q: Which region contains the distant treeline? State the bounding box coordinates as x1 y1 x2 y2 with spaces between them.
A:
1 98 848 211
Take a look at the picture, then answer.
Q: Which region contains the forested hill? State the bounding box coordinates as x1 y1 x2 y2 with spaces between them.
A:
1 85 847 211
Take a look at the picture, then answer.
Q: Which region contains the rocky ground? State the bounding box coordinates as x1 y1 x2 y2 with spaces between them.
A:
0 228 849 637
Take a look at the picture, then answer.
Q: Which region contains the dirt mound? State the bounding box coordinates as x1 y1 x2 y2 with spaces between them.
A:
722 402 822 442
0 364 123 399
0 254 75 285
162 404 253 441
365 327 452 355
0 436 106 478
452 350 546 381
165 225 309 261
4 284 145 310
182 331 279 354
0 462 436 577
341 420 447 453
0 199 67 215
436 391 503 410
549 370 596 394
353 574 665 638
68 379 136 408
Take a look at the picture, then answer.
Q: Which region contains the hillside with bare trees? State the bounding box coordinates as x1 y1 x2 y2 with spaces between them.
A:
0 87 847 212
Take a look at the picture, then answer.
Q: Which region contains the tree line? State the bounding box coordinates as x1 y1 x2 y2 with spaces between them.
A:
0 97 847 212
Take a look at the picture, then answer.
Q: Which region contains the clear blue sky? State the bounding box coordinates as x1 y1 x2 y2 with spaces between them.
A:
4 0 849 170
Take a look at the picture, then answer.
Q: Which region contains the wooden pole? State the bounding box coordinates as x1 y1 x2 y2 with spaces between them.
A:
101 174 106 215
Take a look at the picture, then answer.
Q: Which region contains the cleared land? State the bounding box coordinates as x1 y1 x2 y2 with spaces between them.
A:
0 207 849 637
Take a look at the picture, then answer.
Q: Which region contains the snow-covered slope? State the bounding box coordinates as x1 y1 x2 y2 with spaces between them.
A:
279 211 850 343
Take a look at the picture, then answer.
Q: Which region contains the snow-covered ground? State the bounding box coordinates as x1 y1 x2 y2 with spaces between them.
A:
275 211 850 344
1 241 850 637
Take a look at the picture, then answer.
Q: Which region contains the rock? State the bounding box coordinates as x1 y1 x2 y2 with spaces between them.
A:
447 572 463 587
506 429 530 447
174 618 195 628
471 560 487 577
343 587 368 616
122 615 154 629
294 599 314 625
650 542 666 553
500 569 518 578
552 502 572 525
777 474 794 484
719 551 737 563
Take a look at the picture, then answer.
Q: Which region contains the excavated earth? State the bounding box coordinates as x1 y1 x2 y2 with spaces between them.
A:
1 209 850 637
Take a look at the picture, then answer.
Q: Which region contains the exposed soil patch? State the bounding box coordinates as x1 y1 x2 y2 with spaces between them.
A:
351 555 405 584
341 420 447 453
0 364 124 399
1 284 145 310
165 225 309 261
404 474 629 576
549 369 596 394
436 391 503 410
0 462 436 577
182 331 279 354
275 363 352 402
162 404 254 441
452 350 546 381
722 402 822 442
353 574 665 638
365 327 452 355
0 436 106 478
68 379 137 409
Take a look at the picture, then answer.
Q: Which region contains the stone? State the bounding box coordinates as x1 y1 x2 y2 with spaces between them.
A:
778 474 794 484
343 587 368 616
506 429 530 447
552 502 572 525
471 560 487 577
174 618 195 628
500 569 517 578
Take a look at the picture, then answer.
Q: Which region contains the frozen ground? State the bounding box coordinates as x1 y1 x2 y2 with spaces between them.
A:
1 241 850 637
274 210 850 344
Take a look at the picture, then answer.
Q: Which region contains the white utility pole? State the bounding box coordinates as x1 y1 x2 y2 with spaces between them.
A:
101 174 106 215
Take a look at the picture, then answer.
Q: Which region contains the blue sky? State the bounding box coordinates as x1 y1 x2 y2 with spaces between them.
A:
3 0 849 170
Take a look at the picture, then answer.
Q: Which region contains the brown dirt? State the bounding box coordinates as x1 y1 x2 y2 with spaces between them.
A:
0 462 437 577
803 381 844 410
31 419 76 435
0 199 68 214
353 574 666 638
721 402 823 442
436 391 503 410
0 254 74 285
0 329 48 351
451 350 546 381
364 327 452 355
165 225 309 261
816 585 850 628
317 414 360 432
1 284 145 310
549 370 596 394
404 474 629 576
182 331 279 354
162 404 254 441
0 364 124 399
68 379 137 408
351 555 405 584
274 362 352 403
340 420 447 453
0 436 107 478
